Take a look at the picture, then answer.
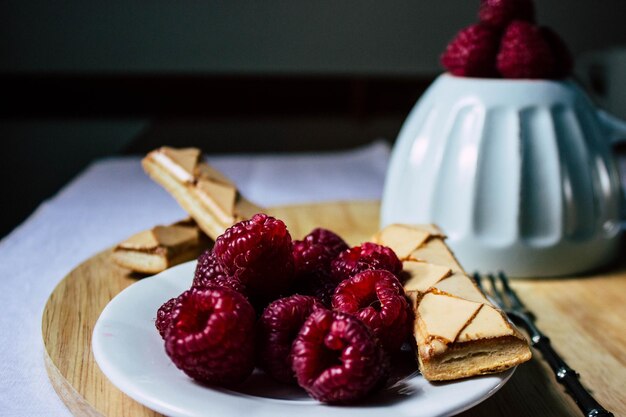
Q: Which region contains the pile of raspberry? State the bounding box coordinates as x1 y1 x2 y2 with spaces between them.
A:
441 0 573 79
155 213 414 404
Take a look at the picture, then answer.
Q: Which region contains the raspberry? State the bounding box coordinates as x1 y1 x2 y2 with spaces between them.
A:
192 250 246 294
297 273 338 308
293 241 334 278
303 228 350 258
293 228 349 307
291 309 389 404
332 270 413 352
331 242 402 282
441 24 500 78
194 250 227 284
164 287 256 386
213 214 294 307
293 228 348 277
540 27 573 78
257 295 324 383
479 0 535 28
497 20 555 79
155 297 177 339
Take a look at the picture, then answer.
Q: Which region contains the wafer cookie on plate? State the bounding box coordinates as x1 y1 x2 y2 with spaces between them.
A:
373 224 531 381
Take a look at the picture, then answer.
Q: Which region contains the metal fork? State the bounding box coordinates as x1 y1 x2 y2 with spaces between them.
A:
473 272 614 417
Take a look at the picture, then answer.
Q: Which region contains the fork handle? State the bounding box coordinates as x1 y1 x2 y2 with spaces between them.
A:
530 331 614 417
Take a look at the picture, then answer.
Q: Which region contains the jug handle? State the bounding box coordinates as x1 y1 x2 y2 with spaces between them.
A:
597 110 626 144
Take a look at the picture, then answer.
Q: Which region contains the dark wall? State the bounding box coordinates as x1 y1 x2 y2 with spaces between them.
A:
3 1 626 75
2 1 626 238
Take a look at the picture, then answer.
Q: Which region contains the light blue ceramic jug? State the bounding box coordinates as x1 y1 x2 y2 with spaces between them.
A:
382 74 626 277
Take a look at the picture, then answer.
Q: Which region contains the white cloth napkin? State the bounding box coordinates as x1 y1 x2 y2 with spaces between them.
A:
0 141 390 417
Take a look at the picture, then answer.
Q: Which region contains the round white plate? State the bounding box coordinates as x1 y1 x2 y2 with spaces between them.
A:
93 261 514 417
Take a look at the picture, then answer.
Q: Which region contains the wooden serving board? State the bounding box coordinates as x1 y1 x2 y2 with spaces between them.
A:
42 201 626 417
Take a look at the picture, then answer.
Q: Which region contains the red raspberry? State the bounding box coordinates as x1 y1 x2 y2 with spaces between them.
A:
291 309 389 404
155 297 177 339
213 214 294 307
332 270 413 352
479 0 535 28
257 295 324 383
293 228 348 277
293 241 333 278
193 250 246 294
297 273 338 307
497 20 556 79
303 228 349 258
293 228 349 306
331 242 402 282
540 27 573 78
164 287 256 386
441 24 500 78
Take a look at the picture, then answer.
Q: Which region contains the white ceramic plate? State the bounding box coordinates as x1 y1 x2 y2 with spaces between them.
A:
93 261 514 417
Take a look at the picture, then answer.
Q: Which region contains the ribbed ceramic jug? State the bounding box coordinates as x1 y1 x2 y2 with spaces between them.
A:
381 74 626 277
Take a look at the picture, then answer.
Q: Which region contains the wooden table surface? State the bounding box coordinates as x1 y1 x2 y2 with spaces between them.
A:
42 201 626 417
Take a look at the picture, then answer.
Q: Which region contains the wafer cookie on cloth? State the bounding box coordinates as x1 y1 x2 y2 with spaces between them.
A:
142 147 262 240
112 219 210 274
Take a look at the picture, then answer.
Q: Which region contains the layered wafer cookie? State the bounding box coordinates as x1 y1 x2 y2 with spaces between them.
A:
112 219 211 274
142 147 262 240
373 224 531 381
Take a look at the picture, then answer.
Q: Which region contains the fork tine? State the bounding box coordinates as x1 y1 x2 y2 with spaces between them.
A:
497 271 525 310
498 272 535 319
472 272 484 292
487 273 506 307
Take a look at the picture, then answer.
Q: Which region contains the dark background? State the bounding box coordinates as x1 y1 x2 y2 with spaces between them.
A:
2 0 626 238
